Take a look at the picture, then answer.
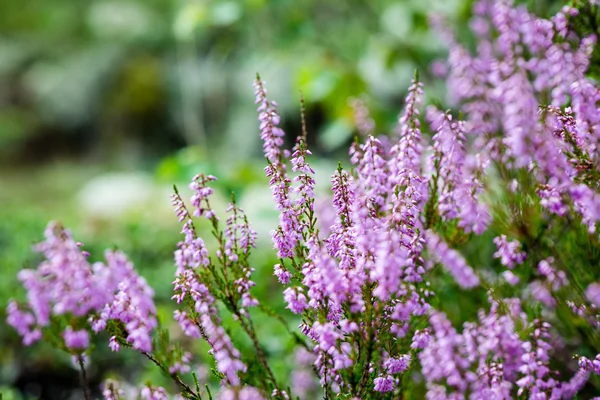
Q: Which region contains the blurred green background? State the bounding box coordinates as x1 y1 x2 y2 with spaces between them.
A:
0 0 567 398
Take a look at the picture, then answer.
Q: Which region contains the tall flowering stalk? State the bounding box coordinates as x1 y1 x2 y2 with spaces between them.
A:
251 75 433 396
170 175 278 396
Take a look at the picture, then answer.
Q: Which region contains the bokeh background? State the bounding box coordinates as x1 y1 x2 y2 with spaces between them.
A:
0 0 566 398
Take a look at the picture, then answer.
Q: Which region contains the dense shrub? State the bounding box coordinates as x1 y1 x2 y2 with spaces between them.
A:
6 0 600 398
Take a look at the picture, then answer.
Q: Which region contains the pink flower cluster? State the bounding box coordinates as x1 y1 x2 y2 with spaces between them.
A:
7 0 600 399
7 222 157 354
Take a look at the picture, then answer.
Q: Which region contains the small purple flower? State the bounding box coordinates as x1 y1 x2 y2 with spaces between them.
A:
218 386 265 400
109 336 120 352
95 251 158 353
189 174 219 220
537 258 567 291
274 264 292 284
585 283 600 308
530 281 556 308
502 270 520 286
426 230 480 289
283 287 308 314
140 385 168 400
411 329 431 349
373 375 395 392
63 327 90 350
384 354 411 374
493 235 526 269
173 310 201 338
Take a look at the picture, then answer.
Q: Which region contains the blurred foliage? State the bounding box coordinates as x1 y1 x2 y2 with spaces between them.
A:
0 0 465 167
0 0 572 169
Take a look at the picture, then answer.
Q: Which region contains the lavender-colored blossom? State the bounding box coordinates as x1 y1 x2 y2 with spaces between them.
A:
578 354 600 375
355 136 391 211
502 270 520 286
538 185 569 216
173 310 201 339
311 321 353 387
283 287 308 314
529 281 556 308
373 375 395 392
559 369 591 399
140 385 168 400
63 327 90 350
387 77 429 279
254 76 303 259
420 297 532 398
390 75 424 180
189 174 219 220
537 258 567 291
493 235 526 269
109 336 120 352
7 223 156 353
169 351 192 375
291 138 316 211
420 311 469 395
273 263 292 284
586 283 600 308
201 314 246 386
253 76 286 168
218 386 265 400
6 301 40 345
384 354 411 374
325 168 364 311
303 246 348 307
427 107 491 233
372 231 410 301
425 230 480 288
224 203 259 308
350 137 391 295
515 320 558 398
173 220 210 275
411 329 431 349
94 251 157 353
349 97 375 136
11 223 108 335
442 0 600 232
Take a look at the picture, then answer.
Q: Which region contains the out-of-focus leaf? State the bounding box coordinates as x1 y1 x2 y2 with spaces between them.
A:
0 108 37 146
23 46 122 127
319 118 353 151
0 39 36 75
381 3 413 39
210 1 242 26
87 1 157 41
155 146 213 183
173 2 209 41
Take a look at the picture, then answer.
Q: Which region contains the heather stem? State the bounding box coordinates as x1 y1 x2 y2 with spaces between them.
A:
235 309 282 396
77 355 91 400
142 351 198 399
300 91 308 142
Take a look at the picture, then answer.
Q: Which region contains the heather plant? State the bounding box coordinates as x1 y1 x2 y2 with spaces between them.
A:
6 0 600 399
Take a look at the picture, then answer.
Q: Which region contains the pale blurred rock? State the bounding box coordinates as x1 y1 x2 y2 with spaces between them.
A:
77 171 171 220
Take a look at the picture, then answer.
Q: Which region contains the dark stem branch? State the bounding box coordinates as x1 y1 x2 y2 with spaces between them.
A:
142 351 198 399
77 355 92 400
237 313 282 395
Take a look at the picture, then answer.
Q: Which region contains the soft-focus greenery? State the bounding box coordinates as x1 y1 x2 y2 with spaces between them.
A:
0 0 579 398
0 0 566 165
